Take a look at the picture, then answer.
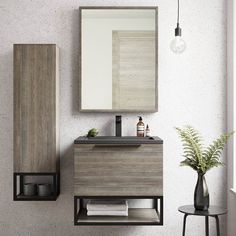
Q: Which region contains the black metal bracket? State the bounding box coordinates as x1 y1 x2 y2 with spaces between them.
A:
13 172 60 201
74 196 164 226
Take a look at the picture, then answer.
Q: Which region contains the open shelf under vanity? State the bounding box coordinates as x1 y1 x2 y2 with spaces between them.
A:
74 196 163 226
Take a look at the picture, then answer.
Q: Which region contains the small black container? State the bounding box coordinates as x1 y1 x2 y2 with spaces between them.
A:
23 183 37 196
38 183 52 197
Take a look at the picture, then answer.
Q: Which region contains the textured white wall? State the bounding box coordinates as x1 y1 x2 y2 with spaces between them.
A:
227 0 236 235
0 0 227 235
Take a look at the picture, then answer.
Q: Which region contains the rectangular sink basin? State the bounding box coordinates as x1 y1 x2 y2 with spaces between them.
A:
74 136 163 145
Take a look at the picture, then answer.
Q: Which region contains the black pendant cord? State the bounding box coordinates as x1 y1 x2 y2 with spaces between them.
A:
177 0 180 24
175 0 182 36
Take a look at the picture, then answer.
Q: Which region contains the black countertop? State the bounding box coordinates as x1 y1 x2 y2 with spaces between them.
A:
74 136 163 145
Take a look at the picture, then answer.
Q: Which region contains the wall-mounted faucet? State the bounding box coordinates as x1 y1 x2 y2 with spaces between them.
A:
115 115 122 137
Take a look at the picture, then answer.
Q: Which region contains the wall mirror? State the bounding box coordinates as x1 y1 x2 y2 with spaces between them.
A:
79 7 158 112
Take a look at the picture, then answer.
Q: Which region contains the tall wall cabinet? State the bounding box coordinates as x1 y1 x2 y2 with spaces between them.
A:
13 44 60 201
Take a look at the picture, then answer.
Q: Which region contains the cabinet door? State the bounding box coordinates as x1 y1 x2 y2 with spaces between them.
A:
14 44 59 173
74 144 163 196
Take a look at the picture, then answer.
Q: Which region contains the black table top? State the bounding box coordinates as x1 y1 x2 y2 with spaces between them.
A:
178 205 227 216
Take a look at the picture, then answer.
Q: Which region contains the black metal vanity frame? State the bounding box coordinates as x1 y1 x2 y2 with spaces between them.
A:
13 172 60 201
74 196 163 226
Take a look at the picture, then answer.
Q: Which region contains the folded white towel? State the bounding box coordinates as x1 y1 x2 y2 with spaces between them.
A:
87 200 128 211
87 210 128 216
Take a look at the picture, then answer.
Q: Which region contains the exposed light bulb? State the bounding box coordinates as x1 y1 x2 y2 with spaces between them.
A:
170 36 186 54
171 0 186 54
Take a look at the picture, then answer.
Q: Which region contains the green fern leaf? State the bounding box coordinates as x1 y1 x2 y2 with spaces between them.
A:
176 127 234 173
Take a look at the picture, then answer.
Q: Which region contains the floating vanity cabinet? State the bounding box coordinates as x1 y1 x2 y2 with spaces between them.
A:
13 44 60 201
74 136 163 225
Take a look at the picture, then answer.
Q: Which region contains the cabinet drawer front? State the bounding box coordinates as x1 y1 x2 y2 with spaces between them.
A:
74 144 163 196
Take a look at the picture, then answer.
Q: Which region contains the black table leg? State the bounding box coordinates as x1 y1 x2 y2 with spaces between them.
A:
205 216 209 236
182 214 188 236
215 216 220 236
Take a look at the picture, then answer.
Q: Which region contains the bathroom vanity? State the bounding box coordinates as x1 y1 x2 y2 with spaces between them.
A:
73 136 163 225
75 6 161 223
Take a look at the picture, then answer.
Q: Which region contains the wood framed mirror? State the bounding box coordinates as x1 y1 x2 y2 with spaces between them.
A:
79 7 158 112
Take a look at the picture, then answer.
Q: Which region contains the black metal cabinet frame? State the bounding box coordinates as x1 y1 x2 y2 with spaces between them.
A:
13 172 60 201
74 196 163 226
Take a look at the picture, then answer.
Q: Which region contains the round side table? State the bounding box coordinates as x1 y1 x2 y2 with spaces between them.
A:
178 205 227 236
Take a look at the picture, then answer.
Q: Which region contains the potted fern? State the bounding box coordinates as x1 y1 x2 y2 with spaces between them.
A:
175 126 233 211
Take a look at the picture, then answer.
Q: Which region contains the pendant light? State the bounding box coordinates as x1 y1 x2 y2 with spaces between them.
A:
170 0 186 54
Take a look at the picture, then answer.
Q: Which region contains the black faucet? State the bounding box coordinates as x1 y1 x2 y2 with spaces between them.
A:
115 115 122 137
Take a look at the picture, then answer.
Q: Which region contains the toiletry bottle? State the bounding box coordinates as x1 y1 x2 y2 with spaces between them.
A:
146 124 150 137
137 117 145 137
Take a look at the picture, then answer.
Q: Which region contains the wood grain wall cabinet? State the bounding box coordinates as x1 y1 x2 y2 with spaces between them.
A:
73 137 163 225
13 44 60 201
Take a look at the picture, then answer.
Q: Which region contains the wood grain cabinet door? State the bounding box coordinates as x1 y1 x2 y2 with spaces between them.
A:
74 144 163 196
14 44 60 173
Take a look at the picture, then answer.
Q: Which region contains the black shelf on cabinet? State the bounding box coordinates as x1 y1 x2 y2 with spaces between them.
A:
13 172 60 201
15 194 58 201
74 196 163 226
